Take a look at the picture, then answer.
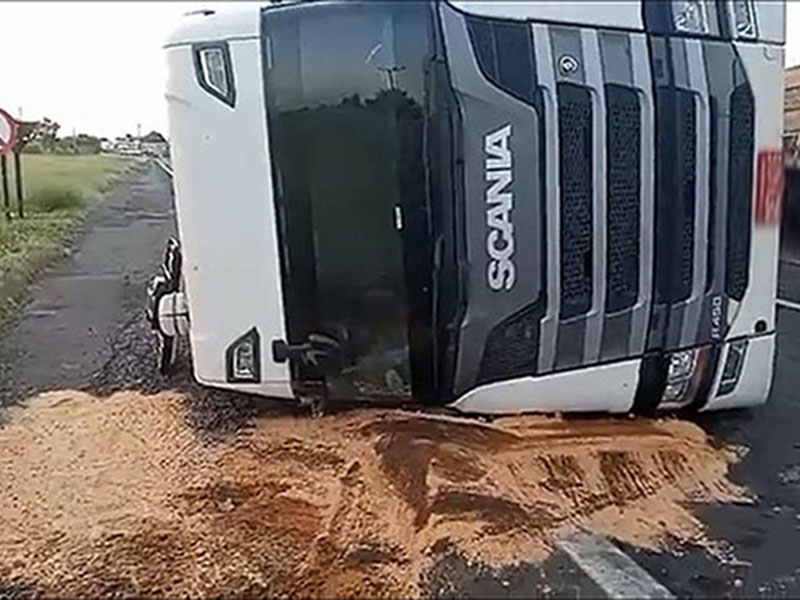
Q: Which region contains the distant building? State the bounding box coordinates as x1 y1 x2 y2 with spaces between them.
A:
786 65 800 135
140 131 169 158
111 134 142 156
787 65 800 168
106 132 169 157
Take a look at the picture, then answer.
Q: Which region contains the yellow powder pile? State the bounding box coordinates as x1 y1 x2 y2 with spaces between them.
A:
0 390 749 597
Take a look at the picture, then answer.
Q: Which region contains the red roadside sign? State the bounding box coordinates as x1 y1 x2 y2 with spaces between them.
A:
0 107 19 156
755 149 785 226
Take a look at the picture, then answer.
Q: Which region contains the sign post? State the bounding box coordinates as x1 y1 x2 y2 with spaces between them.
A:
14 150 23 218
0 107 18 219
1 155 8 219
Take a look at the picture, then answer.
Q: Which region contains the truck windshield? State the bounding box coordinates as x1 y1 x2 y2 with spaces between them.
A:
262 1 434 398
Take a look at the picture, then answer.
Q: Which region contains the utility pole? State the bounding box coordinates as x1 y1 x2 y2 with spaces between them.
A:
377 66 406 90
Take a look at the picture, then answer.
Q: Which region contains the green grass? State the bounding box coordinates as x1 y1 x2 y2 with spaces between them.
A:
10 154 132 210
31 187 87 212
0 154 138 324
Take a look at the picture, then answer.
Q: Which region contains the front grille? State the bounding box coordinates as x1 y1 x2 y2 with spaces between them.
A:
726 83 754 301
558 83 594 320
605 85 641 313
675 90 696 302
477 302 542 384
463 19 755 384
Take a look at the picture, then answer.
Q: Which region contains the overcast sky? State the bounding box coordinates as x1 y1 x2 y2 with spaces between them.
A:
0 1 798 140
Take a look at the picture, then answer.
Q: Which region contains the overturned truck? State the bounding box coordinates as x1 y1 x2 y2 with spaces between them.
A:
148 0 786 414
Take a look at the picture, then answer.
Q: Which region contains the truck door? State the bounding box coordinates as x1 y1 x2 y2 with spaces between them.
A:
261 2 435 401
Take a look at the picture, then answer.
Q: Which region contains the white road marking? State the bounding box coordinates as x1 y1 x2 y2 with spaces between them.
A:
154 158 173 178
777 298 800 312
557 530 674 599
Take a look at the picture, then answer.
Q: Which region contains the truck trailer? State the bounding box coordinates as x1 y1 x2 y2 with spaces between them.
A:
148 0 786 414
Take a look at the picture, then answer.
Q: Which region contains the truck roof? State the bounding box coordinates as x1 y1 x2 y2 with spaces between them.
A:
163 1 784 49
164 5 261 48
163 1 357 48
161 1 647 48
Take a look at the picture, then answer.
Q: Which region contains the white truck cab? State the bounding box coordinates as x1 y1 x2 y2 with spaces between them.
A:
149 0 786 414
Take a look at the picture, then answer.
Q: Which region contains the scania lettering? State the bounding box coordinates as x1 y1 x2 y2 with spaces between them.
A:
485 124 515 291
149 0 786 414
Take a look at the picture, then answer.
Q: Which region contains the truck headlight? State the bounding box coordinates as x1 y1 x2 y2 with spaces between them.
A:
193 42 236 107
226 327 261 383
661 381 689 404
731 0 757 39
660 349 698 407
717 339 748 396
659 347 711 410
667 349 696 383
672 0 709 34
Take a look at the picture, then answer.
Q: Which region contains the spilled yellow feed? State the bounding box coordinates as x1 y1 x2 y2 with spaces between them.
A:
0 390 749 597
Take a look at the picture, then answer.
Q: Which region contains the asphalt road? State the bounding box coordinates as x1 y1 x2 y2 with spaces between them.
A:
1 162 800 598
0 160 176 404
626 296 800 599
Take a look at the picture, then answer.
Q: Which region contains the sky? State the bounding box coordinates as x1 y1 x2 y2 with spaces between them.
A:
0 1 799 140
0 1 248 139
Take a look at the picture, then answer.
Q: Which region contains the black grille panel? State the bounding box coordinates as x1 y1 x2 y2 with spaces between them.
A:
466 17 495 78
675 90 697 302
466 16 536 103
726 83 754 301
707 97 718 292
477 302 542 384
558 83 594 320
605 85 641 313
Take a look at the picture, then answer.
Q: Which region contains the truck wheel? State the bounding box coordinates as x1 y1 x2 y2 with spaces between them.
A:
147 237 184 375
158 334 177 375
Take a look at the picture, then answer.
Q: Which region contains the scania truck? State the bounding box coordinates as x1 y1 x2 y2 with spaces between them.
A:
148 0 786 414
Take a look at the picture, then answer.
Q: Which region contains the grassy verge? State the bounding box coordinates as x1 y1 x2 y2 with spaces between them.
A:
0 154 140 325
